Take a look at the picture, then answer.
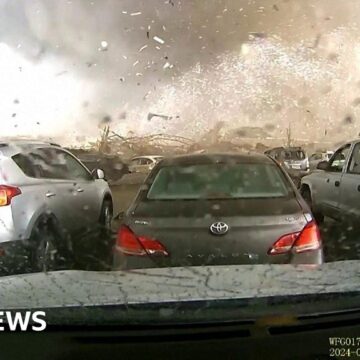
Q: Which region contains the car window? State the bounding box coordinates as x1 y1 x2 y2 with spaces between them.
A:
267 150 280 160
147 163 289 200
327 145 351 173
283 150 306 161
347 143 360 174
140 158 153 165
12 152 43 178
131 158 140 166
310 154 322 161
54 150 93 181
12 149 68 179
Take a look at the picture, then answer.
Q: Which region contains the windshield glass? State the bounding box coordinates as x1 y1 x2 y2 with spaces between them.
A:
147 163 289 199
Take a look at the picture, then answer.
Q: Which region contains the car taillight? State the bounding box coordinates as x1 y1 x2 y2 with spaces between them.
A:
116 225 169 257
292 221 321 253
268 221 321 255
0 185 21 206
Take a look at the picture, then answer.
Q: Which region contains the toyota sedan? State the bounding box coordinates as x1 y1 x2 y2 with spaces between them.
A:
113 153 323 269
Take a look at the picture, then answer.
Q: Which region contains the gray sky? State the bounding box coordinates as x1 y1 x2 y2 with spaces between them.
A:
1 0 360 144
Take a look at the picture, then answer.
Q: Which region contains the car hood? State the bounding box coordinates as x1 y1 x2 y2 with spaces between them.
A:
0 261 359 310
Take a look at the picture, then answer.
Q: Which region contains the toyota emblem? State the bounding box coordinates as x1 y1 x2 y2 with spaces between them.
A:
210 222 229 235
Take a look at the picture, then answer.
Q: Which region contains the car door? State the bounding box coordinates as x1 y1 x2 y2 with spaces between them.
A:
314 144 351 219
54 149 102 232
338 142 360 220
16 148 81 236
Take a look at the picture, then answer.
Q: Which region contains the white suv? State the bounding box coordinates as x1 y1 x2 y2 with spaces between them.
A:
0 141 113 274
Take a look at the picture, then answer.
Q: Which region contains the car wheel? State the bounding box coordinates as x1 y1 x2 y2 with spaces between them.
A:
29 218 58 273
100 199 113 232
301 187 324 224
96 199 114 270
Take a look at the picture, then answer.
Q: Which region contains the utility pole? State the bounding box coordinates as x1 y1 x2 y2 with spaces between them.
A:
286 123 292 148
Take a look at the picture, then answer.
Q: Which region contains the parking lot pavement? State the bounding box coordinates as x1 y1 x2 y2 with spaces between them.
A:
320 219 360 262
110 178 360 263
111 183 140 217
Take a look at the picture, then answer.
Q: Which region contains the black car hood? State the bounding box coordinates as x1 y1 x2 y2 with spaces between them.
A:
0 261 359 310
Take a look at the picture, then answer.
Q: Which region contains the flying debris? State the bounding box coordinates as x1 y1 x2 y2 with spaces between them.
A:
153 36 165 45
99 40 108 51
147 113 179 121
139 45 148 52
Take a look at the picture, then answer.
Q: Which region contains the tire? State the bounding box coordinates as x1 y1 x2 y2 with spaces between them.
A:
301 187 324 224
100 199 113 231
29 218 59 273
96 199 114 270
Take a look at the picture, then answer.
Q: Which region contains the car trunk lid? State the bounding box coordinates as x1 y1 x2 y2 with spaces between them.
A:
125 198 308 266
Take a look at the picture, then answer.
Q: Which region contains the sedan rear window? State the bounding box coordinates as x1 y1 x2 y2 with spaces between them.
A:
147 163 289 200
284 150 306 161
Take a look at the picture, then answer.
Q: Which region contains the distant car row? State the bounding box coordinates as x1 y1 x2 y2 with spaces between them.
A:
66 150 164 181
264 147 335 187
0 141 324 275
308 151 334 171
264 141 360 226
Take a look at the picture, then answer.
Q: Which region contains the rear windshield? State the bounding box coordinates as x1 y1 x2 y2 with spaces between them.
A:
283 150 306 160
147 163 289 200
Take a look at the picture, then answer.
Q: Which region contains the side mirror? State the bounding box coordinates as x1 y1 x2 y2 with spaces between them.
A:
92 168 105 180
317 161 329 171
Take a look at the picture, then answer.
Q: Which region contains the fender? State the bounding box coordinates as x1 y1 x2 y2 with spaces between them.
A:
24 206 62 241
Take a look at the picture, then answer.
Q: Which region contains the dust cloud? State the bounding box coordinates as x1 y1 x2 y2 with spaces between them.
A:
1 0 360 145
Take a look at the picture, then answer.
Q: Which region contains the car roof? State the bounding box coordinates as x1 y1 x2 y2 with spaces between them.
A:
132 155 163 160
267 146 305 152
158 153 275 166
332 139 360 151
0 140 62 157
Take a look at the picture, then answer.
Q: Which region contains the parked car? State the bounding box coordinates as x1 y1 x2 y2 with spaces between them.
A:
309 151 334 171
128 155 164 173
301 140 360 223
0 141 113 275
265 147 309 187
66 149 129 182
114 153 323 270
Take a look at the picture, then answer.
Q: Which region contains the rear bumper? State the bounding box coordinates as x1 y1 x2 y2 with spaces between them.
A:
113 248 324 270
0 208 20 243
290 248 324 265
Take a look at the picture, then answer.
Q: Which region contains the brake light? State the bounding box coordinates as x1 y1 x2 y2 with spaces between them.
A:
116 225 169 256
268 232 300 255
268 221 321 255
0 185 21 206
292 221 321 253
